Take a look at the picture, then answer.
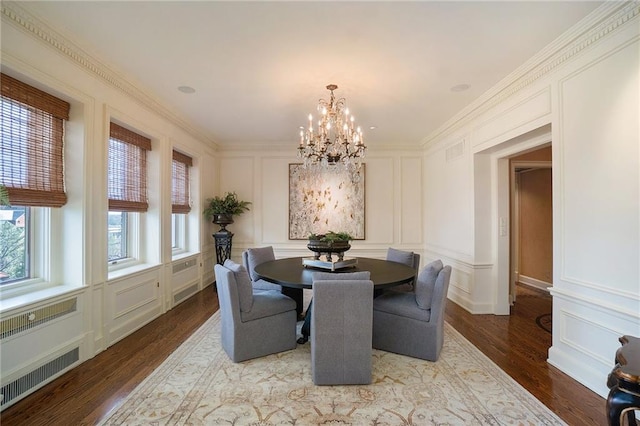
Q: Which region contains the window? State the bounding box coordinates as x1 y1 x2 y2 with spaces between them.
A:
107 123 151 265
171 213 184 251
171 150 192 214
107 211 128 261
171 150 192 253
0 206 30 283
0 74 70 286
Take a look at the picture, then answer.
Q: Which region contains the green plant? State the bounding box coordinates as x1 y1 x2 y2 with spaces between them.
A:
308 231 353 242
203 191 251 221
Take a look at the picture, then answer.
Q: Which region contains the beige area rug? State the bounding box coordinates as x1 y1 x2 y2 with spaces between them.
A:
99 312 566 425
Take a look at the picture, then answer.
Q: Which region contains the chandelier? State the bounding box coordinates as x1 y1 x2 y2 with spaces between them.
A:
297 84 366 172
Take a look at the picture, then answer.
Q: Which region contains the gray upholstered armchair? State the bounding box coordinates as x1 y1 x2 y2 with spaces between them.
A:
372 260 451 361
311 271 373 385
215 261 297 362
243 246 304 317
242 246 281 291
385 247 421 293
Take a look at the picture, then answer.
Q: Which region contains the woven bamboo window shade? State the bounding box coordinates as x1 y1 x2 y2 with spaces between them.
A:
0 73 70 207
108 123 152 212
172 150 192 214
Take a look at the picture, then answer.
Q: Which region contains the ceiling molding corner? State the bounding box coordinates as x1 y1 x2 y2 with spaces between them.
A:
1 1 219 151
420 1 639 149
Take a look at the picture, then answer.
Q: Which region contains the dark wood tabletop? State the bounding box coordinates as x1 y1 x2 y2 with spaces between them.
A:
254 256 416 289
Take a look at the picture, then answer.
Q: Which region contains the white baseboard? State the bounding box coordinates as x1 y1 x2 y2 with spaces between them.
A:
519 275 551 291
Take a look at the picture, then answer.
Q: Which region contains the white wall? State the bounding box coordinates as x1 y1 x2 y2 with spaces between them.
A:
422 2 640 397
216 149 424 261
0 4 218 407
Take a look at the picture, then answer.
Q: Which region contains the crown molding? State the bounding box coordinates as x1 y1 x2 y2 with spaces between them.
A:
217 141 423 153
421 1 640 148
1 2 219 150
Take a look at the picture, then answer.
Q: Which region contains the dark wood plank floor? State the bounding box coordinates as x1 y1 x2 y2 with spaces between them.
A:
1 284 607 425
445 284 607 425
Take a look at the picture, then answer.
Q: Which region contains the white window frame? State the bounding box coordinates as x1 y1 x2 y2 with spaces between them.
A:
0 206 55 299
107 211 141 273
171 213 187 256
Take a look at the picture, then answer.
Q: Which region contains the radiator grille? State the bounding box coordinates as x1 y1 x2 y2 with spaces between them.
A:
1 298 77 340
446 140 465 162
173 258 197 274
174 284 198 304
0 347 79 409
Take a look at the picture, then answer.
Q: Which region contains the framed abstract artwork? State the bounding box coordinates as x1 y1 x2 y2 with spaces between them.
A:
288 164 365 240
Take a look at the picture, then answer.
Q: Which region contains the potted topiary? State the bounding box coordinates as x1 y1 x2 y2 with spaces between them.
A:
203 191 251 231
307 231 353 262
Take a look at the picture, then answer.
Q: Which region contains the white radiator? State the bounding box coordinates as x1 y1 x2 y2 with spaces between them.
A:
1 347 79 409
0 297 80 410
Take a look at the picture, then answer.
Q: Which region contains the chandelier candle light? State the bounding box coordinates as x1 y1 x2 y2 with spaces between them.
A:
298 84 366 172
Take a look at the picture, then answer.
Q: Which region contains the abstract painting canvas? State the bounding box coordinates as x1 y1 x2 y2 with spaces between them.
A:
289 164 365 240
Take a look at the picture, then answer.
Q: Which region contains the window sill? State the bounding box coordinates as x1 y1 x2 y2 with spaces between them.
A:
171 251 199 262
107 262 160 282
0 283 84 314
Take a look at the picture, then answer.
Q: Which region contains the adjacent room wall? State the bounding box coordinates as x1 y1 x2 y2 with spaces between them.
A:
421 2 639 397
518 167 552 285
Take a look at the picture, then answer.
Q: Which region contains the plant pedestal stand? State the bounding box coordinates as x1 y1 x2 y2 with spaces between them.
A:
213 229 233 265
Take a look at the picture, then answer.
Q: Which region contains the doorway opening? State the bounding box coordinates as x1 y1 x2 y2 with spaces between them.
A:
509 147 553 341
473 123 552 316
509 147 552 303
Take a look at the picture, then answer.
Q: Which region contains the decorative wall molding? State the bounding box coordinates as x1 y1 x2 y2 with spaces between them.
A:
424 243 475 266
421 2 640 147
471 87 551 151
1 2 217 150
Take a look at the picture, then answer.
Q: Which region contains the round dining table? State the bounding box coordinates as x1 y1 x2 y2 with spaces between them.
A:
254 256 417 290
254 256 417 344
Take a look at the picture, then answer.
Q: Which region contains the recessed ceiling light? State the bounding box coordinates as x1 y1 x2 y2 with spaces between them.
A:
450 84 470 92
178 86 195 94
369 126 377 130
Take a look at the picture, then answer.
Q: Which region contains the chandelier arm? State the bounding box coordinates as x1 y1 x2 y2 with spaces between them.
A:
297 84 366 177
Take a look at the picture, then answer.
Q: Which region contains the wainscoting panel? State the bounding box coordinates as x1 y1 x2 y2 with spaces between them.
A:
549 287 639 397
422 250 495 314
106 268 162 345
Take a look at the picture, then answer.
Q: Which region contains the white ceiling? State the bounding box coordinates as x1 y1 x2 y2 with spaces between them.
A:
19 1 602 149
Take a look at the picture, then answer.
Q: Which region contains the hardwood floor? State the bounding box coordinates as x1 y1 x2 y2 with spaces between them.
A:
1 287 219 426
445 284 607 425
1 283 607 425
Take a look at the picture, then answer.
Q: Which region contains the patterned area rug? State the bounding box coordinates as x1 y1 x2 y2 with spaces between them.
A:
99 313 566 425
